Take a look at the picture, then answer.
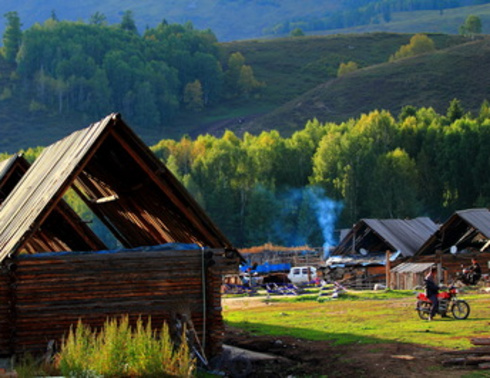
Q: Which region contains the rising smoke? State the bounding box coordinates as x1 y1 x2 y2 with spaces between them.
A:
272 186 343 254
305 187 343 257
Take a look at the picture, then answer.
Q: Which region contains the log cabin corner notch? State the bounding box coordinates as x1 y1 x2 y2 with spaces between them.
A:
0 113 242 359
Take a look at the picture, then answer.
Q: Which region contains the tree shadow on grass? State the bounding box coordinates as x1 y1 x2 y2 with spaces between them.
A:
226 320 397 346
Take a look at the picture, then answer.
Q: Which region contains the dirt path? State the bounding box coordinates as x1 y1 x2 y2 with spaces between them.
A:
222 297 478 377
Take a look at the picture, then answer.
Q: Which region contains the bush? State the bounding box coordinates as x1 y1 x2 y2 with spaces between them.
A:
57 316 196 377
389 34 435 62
337 61 359 77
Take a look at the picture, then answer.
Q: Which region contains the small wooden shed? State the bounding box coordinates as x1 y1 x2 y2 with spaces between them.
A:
0 114 241 359
389 262 435 290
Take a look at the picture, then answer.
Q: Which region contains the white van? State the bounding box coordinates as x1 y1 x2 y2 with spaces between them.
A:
287 266 317 284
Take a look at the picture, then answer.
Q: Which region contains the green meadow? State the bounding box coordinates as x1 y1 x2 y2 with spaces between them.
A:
223 291 490 350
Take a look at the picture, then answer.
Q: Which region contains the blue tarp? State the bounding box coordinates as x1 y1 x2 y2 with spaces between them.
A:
240 262 291 274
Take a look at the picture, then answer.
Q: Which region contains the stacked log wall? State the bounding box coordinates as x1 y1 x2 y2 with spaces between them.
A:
391 252 490 289
5 248 225 358
414 252 490 281
0 265 11 355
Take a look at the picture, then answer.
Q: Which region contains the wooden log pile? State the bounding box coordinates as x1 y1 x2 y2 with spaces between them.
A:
0 247 235 358
442 338 490 369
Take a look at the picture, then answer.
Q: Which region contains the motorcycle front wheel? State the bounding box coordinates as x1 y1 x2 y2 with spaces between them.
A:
451 300 470 319
417 300 431 320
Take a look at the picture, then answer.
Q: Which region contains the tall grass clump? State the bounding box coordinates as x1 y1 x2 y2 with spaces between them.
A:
57 316 195 377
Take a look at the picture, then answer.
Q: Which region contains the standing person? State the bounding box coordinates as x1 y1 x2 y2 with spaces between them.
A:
424 266 439 321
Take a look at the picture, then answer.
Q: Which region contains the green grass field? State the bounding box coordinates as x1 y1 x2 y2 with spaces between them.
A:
223 290 490 350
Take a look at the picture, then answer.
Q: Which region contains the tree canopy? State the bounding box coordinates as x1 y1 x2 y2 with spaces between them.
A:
2 13 263 131
147 100 490 247
6 99 490 248
459 15 482 37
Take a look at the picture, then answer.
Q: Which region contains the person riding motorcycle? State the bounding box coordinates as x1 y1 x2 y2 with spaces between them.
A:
424 266 439 321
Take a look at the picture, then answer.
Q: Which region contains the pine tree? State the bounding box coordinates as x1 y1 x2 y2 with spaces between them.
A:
447 98 464 123
2 11 22 64
183 80 204 111
120 10 138 34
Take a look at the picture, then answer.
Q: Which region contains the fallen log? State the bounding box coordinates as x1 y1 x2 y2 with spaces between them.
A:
471 338 490 346
442 357 467 366
466 356 490 364
442 347 490 356
443 355 490 366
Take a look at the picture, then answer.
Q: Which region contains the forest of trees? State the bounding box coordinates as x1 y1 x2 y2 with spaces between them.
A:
138 100 490 248
4 99 490 249
265 0 488 36
0 11 263 130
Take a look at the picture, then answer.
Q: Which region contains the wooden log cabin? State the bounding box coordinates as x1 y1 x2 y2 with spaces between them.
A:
0 114 242 359
0 154 106 355
386 209 490 289
328 217 438 288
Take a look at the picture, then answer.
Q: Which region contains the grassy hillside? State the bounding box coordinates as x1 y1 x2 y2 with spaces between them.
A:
220 33 466 107
243 36 490 136
319 3 490 36
181 33 467 137
0 32 472 153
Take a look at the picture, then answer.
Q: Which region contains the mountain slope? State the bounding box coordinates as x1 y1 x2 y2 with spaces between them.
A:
1 1 490 42
318 3 490 36
0 0 340 42
220 33 466 107
0 33 474 152
242 37 490 135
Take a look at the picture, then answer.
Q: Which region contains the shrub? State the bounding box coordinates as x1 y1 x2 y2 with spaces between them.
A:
389 34 435 62
57 316 196 377
337 61 359 77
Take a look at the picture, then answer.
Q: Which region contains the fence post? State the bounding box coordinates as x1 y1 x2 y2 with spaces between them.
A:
385 250 391 289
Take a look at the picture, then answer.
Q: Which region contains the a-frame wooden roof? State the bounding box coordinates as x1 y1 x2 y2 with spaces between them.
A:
415 208 490 256
0 154 106 254
332 217 438 257
0 114 234 262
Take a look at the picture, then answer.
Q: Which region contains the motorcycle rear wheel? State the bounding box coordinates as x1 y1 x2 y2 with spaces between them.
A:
451 300 470 320
417 300 431 320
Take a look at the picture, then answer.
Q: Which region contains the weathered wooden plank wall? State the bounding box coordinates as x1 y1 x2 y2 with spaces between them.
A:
390 271 424 290
0 247 227 358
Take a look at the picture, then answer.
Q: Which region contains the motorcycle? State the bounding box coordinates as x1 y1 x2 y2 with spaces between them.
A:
415 286 470 320
455 264 481 286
